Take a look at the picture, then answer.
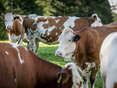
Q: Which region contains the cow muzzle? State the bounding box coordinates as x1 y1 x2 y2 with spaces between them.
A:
55 51 63 57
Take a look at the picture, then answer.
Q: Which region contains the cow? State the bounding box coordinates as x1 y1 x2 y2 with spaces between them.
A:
4 13 28 45
22 13 103 55
100 32 117 88
55 22 117 88
0 43 83 88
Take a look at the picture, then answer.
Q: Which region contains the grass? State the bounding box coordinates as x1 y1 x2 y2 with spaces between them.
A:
0 40 102 88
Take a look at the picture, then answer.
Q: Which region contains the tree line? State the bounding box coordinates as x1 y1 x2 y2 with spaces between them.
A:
0 0 115 40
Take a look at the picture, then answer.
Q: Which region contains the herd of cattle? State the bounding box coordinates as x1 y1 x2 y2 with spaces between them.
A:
0 12 117 88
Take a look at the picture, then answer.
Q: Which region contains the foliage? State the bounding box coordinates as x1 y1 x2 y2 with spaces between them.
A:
51 0 113 24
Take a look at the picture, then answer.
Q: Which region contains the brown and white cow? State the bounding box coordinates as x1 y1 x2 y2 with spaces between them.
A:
22 14 103 55
4 13 28 45
55 22 117 88
0 43 83 88
100 32 117 88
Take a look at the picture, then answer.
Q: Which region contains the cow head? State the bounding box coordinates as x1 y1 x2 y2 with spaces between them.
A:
57 62 83 88
4 13 14 30
91 13 103 27
13 15 23 24
55 28 80 60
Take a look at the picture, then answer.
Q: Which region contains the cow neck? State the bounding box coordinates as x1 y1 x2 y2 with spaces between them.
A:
73 18 91 34
73 18 91 58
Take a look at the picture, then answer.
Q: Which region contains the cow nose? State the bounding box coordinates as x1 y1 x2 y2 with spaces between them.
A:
55 51 62 57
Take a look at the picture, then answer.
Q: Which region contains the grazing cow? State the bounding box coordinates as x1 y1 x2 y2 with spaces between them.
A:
55 22 117 88
22 14 103 55
4 13 27 44
0 43 83 88
100 32 117 88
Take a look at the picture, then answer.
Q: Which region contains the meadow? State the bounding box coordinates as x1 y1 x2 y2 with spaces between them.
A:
0 40 103 88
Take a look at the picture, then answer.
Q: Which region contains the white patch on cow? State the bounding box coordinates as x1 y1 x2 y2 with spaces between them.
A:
37 16 56 19
64 17 79 29
4 13 14 29
55 19 60 23
28 14 38 19
10 43 24 64
45 20 49 24
55 32 58 36
14 78 16 83
10 34 21 43
5 51 9 55
83 62 96 74
50 37 52 40
85 62 96 68
64 62 83 88
37 22 46 34
46 25 56 35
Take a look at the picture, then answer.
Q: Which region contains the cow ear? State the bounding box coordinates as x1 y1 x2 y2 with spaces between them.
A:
73 35 80 42
90 13 98 22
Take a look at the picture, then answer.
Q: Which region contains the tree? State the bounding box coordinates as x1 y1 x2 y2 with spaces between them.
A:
51 0 113 24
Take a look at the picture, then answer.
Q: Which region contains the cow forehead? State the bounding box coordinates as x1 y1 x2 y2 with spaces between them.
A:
59 29 74 41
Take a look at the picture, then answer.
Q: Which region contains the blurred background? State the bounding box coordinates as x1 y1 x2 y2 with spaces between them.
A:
0 0 117 40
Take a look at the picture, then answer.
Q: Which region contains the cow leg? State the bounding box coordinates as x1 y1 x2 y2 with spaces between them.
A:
83 75 89 88
18 38 23 45
7 32 11 42
18 33 25 45
35 38 39 55
27 37 38 54
10 34 17 43
90 68 98 88
101 72 106 88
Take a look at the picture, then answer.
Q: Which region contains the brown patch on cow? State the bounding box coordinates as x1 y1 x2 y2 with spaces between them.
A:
37 17 68 42
114 82 117 88
73 17 95 31
37 17 68 29
11 20 23 35
23 17 37 31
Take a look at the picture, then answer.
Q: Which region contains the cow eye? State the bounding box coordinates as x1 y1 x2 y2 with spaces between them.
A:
72 35 80 42
68 39 72 42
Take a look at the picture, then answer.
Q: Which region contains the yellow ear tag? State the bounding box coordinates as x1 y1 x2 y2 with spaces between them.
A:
57 75 62 83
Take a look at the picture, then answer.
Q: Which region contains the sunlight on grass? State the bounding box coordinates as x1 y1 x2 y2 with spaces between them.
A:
0 40 9 43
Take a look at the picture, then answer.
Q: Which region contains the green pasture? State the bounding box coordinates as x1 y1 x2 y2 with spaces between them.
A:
0 40 102 88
